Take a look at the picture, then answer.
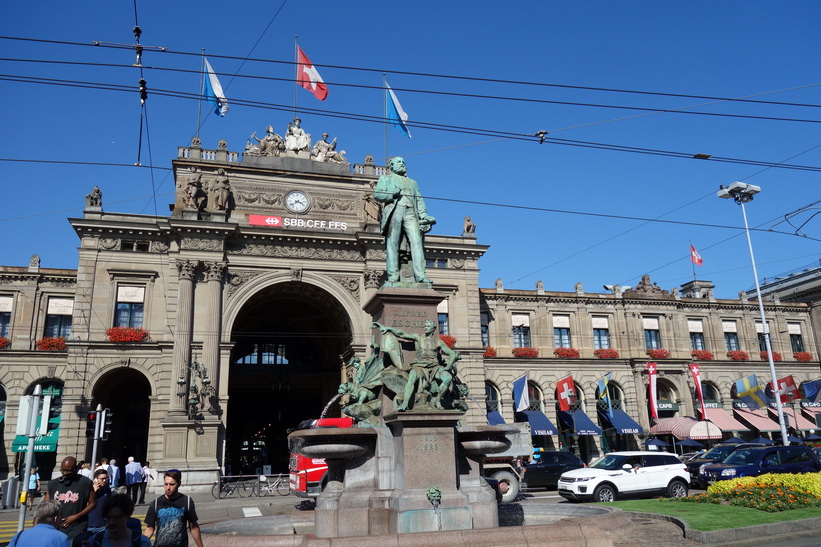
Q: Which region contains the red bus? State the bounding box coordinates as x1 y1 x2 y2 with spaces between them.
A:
289 417 353 497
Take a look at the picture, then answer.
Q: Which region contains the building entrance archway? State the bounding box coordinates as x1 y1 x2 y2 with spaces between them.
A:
227 281 353 475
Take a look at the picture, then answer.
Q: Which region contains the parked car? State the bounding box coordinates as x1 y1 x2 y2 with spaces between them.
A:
685 443 764 488
557 451 689 503
678 451 703 463
812 447 821 460
700 446 821 486
523 451 585 489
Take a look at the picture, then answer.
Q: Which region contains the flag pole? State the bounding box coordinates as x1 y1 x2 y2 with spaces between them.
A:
293 35 298 120
196 49 204 138
689 240 696 281
383 73 388 164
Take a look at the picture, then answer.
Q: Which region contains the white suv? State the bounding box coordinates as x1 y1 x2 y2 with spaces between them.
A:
558 451 689 503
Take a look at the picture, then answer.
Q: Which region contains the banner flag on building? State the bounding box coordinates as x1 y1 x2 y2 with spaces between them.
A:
803 379 821 404
297 46 328 101
557 375 577 412
735 374 771 410
385 81 411 138
690 244 703 266
770 375 800 404
689 363 708 419
512 374 529 412
597 372 613 418
202 57 229 117
647 362 658 419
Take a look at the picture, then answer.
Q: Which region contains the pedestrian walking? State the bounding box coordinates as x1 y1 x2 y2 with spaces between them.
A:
139 462 153 505
44 456 96 546
124 457 143 504
8 500 70 547
26 467 40 510
143 470 203 547
108 459 121 493
84 468 112 537
85 494 151 547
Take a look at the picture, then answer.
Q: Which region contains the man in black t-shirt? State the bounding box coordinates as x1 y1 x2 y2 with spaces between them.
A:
143 470 203 547
44 456 96 546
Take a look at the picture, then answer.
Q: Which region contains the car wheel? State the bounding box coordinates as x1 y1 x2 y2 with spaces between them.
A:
667 480 688 498
593 484 617 503
491 471 519 503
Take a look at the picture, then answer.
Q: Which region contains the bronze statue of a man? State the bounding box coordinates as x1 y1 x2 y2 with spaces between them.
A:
373 157 435 283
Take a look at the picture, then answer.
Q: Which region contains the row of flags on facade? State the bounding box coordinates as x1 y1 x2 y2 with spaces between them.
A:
200 47 412 137
512 372 615 417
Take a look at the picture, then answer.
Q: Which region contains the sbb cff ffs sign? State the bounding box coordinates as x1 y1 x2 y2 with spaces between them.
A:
248 215 349 231
248 215 282 227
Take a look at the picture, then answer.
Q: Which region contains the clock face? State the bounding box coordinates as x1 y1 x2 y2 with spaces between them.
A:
285 190 310 213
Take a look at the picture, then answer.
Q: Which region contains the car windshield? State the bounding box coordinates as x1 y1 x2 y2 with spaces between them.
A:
588 455 628 470
701 445 735 459
723 449 757 465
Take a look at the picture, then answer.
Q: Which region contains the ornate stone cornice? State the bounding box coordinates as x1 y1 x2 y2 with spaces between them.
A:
227 242 364 262
176 259 198 281
328 275 360 301
180 237 223 251
202 262 226 283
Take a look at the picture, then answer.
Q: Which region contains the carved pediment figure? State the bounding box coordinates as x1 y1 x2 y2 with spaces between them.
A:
85 186 102 208
312 133 348 164
284 118 312 152
249 125 284 156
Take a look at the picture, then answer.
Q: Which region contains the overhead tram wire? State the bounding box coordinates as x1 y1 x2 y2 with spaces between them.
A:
3 35 821 111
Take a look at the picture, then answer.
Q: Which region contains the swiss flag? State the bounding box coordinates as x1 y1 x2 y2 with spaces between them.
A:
556 376 577 412
690 244 703 267
770 375 799 404
297 46 328 101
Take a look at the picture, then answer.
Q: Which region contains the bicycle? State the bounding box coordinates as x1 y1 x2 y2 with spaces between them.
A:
253 474 290 496
211 476 253 499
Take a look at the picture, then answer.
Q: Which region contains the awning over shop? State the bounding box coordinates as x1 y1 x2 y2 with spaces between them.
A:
650 417 722 440
800 406 821 426
772 407 817 431
558 409 602 436
702 408 749 432
734 407 780 432
598 409 643 435
11 431 59 453
515 411 557 436
487 411 506 426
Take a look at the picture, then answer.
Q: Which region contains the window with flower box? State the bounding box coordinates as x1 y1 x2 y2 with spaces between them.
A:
114 286 145 328
643 317 661 349
44 297 73 338
722 320 739 351
553 315 571 348
512 313 531 348
688 319 705 350
480 312 490 347
788 323 804 353
592 316 610 350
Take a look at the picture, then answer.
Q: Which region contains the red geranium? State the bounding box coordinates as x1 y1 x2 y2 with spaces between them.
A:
691 350 713 361
37 337 67 351
0 337 10 350
554 347 580 359
759 350 782 362
483 346 497 358
512 347 538 358
727 350 748 361
106 327 150 343
646 348 670 359
594 348 620 359
439 334 456 349
794 352 813 362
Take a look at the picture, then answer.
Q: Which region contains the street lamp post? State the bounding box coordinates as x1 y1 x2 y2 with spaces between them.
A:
718 182 790 445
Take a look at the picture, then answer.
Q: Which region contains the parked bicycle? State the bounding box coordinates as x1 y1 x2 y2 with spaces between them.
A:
254 474 290 496
212 475 253 499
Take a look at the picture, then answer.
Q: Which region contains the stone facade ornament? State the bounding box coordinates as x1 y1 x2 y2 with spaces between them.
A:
206 168 231 211
226 270 262 297
363 269 384 288
149 240 170 253
85 186 102 208
329 275 360 300
100 239 119 250
673 286 681 300
364 154 374 165
284 118 311 153
495 278 504 292
191 136 201 148
217 139 227 150
180 166 205 210
575 282 584 295
29 254 40 271
311 133 348 164
247 125 284 156
176 259 198 281
463 216 476 234
180 238 223 251
739 290 747 301
291 268 303 282
536 280 544 294
363 181 381 224
450 258 465 269
202 262 225 283
315 196 354 211
623 274 671 298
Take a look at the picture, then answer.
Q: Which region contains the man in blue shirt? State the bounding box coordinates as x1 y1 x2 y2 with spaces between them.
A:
108 459 121 491
9 500 70 546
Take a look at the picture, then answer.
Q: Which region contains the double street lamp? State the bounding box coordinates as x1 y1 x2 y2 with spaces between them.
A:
717 182 790 445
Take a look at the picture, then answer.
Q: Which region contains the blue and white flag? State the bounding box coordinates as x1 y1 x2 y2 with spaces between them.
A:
597 372 613 418
803 379 821 404
386 81 411 138
512 373 529 412
203 57 228 117
734 374 771 410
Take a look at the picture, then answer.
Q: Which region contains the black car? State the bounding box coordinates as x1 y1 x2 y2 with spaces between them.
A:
700 445 821 485
524 451 585 489
685 443 764 488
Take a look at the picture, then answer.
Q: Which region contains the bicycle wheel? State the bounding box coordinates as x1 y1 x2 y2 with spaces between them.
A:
277 477 291 496
238 480 254 497
211 482 221 499
219 482 231 499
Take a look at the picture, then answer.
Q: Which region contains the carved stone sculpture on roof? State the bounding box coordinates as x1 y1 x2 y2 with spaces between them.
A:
623 274 671 298
463 216 476 234
363 181 381 224
206 168 231 211
312 133 348 164
85 186 102 208
180 166 205 210
248 125 284 156
284 117 311 153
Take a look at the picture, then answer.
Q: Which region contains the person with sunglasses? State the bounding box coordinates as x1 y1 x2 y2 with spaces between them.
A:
85 494 150 547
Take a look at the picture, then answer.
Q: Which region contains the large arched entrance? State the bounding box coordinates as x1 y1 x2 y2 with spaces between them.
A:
89 368 151 466
227 281 353 475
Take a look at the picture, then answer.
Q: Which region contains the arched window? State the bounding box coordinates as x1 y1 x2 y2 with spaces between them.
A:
701 382 720 403
596 381 623 411
485 382 500 412
526 383 542 411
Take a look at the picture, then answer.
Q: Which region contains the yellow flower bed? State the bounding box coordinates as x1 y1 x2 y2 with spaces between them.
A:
708 472 821 498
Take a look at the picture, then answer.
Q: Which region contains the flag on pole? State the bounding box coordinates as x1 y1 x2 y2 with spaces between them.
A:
202 57 228 117
385 81 411 138
734 375 770 410
557 375 576 412
803 379 821 404
597 372 613 418
512 374 529 412
689 363 708 419
690 244 703 267
647 362 658 419
770 375 800 404
297 46 328 101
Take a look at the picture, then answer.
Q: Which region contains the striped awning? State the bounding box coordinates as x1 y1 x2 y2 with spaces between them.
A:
702 408 749 432
772 407 817 431
734 407 780 432
650 417 722 440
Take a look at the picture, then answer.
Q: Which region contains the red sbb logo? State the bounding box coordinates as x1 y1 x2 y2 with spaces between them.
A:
249 215 282 227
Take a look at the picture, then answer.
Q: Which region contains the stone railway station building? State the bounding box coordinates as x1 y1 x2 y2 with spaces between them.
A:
1 127 819 487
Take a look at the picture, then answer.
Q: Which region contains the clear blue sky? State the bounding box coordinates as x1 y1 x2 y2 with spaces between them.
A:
2 1 819 298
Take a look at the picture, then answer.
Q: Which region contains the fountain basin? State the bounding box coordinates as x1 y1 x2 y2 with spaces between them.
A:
288 427 377 459
457 425 517 456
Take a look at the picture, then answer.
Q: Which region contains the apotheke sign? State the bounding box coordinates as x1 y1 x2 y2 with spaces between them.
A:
248 215 348 231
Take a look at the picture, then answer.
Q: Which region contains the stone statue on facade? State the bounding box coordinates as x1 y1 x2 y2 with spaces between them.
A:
248 125 284 156
207 168 231 211
363 181 381 224
463 216 476 234
284 118 312 153
181 166 205 210
373 157 435 284
312 133 348 164
85 186 102 208
29 254 40 269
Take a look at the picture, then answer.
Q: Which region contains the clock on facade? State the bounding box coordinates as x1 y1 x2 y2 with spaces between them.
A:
285 190 310 213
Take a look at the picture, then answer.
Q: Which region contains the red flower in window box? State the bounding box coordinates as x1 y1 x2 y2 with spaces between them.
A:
691 350 713 361
439 334 456 349
483 346 497 358
106 327 150 343
512 347 538 358
36 337 67 351
759 350 782 362
726 350 748 361
0 337 10 350
646 348 670 359
594 348 619 359
794 351 812 362
553 347 580 359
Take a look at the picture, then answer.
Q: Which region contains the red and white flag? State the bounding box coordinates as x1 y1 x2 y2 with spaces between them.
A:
690 244 703 267
689 363 708 419
770 375 799 404
647 362 658 419
297 46 328 101
556 375 577 412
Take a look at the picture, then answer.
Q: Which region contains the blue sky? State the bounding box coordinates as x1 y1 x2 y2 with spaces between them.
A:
2 1 819 298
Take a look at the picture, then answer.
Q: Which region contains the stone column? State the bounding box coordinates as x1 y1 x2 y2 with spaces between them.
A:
171 259 198 415
201 262 225 409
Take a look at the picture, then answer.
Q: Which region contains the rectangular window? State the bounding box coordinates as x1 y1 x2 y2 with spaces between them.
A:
437 300 449 335
643 317 661 349
788 323 804 353
552 315 571 348
512 313 531 347
592 316 610 350
690 332 706 351
44 298 73 338
0 295 11 338
758 333 769 352
115 286 145 328
480 312 489 347
724 332 740 351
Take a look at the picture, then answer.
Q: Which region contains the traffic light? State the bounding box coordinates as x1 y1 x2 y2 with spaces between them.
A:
102 408 113 440
86 411 97 438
